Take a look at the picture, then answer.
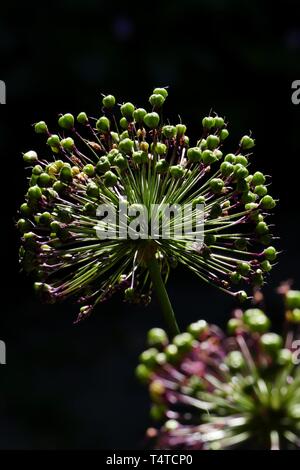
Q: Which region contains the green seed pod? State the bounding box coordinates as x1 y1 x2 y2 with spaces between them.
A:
263 246 277 261
256 221 269 235
119 117 128 129
220 161 234 177
227 318 241 335
214 116 224 128
192 196 205 207
224 153 236 164
86 181 99 198
187 147 202 163
121 102 135 120
153 87 168 99
96 116 110 132
261 260 272 272
61 137 75 152
135 364 151 383
176 124 186 136
17 218 30 234
162 125 177 139
206 135 220 150
254 185 268 197
102 94 115 108
38 172 51 187
252 269 264 286
209 178 224 194
83 164 95 177
226 351 245 370
230 271 241 284
139 347 159 368
58 113 74 130
277 348 293 366
213 149 223 160
164 344 179 363
260 333 283 354
118 137 134 154
120 131 129 140
285 290 300 309
147 328 168 347
173 332 193 352
236 290 248 302
104 170 118 187
27 185 42 201
242 191 257 204
234 163 249 180
114 154 127 170
23 150 38 164
187 320 208 338
169 165 184 179
235 155 248 167
32 165 43 176
60 165 73 183
110 131 119 143
133 107 147 123
144 112 160 129
77 112 89 125
155 143 167 155
52 181 66 194
20 203 32 217
47 134 60 149
201 149 217 165
149 93 165 107
244 309 270 333
39 212 52 225
220 128 229 141
288 308 300 323
155 159 169 174
245 202 259 211
235 238 247 250
252 171 266 186
95 157 110 174
34 121 48 134
202 116 215 129
237 262 251 276
261 195 276 209
240 135 255 150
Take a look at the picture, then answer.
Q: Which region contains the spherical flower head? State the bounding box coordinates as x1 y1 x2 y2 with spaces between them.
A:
138 288 300 450
18 88 277 321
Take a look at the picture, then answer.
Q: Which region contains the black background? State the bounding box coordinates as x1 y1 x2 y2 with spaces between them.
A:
1 0 300 449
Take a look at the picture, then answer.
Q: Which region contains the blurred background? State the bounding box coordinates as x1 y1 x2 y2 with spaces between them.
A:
1 0 300 449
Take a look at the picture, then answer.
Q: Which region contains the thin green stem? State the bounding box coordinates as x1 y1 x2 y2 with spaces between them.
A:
146 255 180 338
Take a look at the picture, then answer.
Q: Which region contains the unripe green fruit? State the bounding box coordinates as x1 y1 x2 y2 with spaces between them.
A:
77 112 89 125
118 138 134 154
234 163 249 180
38 172 51 187
47 135 60 148
20 203 32 217
58 113 74 130
240 135 255 150
61 137 75 151
209 178 224 194
154 143 167 155
27 185 42 201
104 170 118 187
206 134 220 150
135 364 151 383
214 116 224 127
227 318 241 334
224 153 236 164
254 185 268 197
202 116 215 129
139 348 159 368
220 161 234 177
155 159 168 174
115 154 127 170
153 87 168 99
260 333 283 354
86 182 99 198
96 116 110 132
261 195 276 209
102 94 115 108
121 102 135 120
164 344 179 363
237 262 251 276
187 320 208 338
263 246 277 261
173 332 193 352
144 112 160 128
256 221 269 235
201 149 217 165
34 121 48 134
220 129 229 141
261 260 272 272
176 124 186 136
244 309 270 333
236 290 247 302
119 117 128 129
147 328 168 347
252 171 266 185
133 108 147 123
39 212 52 225
226 351 245 370
23 150 38 164
187 147 202 162
83 164 95 177
235 155 248 166
149 93 165 107
169 165 184 178
96 157 110 174
285 290 300 309
32 165 43 175
60 165 73 183
230 271 241 284
162 125 177 138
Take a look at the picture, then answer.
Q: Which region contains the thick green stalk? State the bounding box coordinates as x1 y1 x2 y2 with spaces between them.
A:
146 255 180 338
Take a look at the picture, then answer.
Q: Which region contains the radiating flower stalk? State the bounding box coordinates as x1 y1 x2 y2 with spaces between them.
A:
18 87 277 333
137 286 300 450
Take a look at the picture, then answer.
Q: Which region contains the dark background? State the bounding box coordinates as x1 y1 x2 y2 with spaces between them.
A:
1 0 300 449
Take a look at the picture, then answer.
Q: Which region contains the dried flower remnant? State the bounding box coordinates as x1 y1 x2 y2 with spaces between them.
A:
18 88 277 324
137 288 300 450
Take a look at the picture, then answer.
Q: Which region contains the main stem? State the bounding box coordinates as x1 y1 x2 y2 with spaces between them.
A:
146 255 180 338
